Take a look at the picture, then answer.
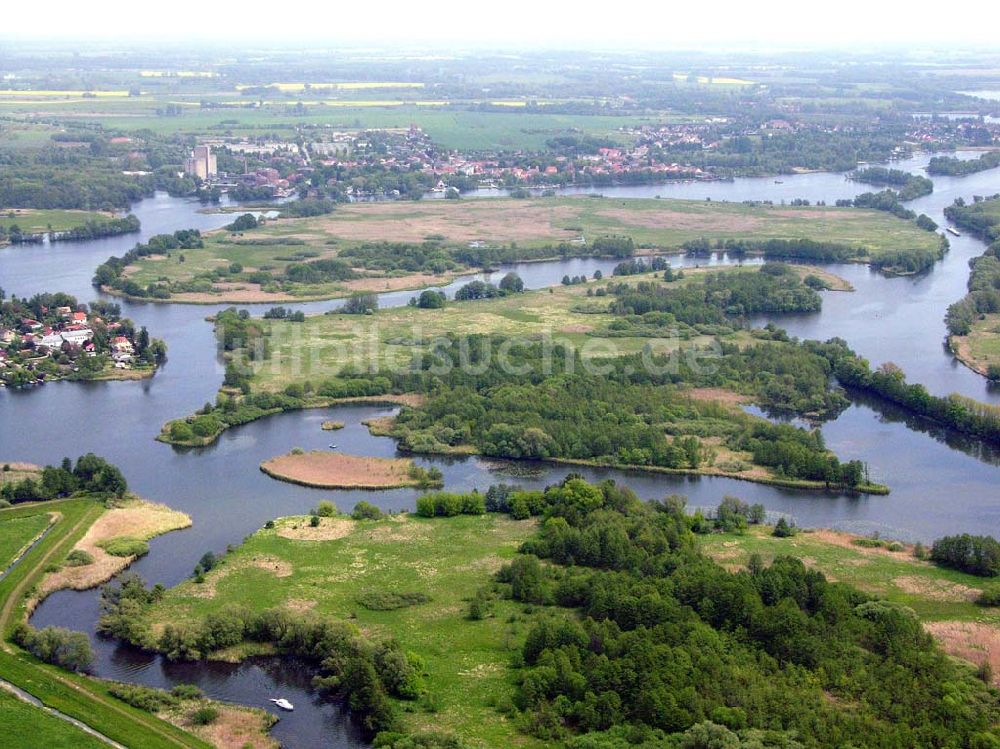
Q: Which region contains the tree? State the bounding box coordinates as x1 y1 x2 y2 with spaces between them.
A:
498 272 524 294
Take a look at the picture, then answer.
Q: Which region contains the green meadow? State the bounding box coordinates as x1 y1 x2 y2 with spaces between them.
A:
141 512 549 747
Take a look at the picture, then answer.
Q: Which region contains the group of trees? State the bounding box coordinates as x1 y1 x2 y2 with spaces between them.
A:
0 454 128 504
92 229 204 299
813 338 1000 443
848 167 934 201
50 214 141 243
928 151 1000 176
489 476 999 746
930 534 1000 577
369 333 866 488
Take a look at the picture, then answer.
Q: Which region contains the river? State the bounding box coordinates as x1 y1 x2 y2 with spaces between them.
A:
4 151 1000 748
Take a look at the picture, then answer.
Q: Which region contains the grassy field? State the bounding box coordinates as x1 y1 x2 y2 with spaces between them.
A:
0 208 113 233
0 687 109 749
699 525 1000 679
140 512 547 747
952 315 1000 377
121 196 933 303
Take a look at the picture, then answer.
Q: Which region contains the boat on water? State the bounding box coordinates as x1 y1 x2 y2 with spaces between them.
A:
270 698 294 711
774 179 784 184
328 444 338 449
947 227 961 237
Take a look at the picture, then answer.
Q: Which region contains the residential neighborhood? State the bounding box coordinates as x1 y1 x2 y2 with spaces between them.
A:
0 292 166 386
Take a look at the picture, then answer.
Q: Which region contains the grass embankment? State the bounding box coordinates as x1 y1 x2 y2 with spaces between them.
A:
0 686 108 749
700 526 1000 681
0 513 53 573
119 196 932 303
259 451 438 490
0 499 212 749
138 512 548 747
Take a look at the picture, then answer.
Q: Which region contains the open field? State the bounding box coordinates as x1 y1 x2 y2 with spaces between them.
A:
0 102 659 150
0 499 212 749
120 196 931 303
0 208 113 233
140 512 547 748
699 526 1000 680
263 196 937 253
259 451 424 489
0 463 42 487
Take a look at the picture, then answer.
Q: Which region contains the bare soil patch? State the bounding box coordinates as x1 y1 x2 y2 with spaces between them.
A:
322 202 581 243
276 517 354 541
261 451 421 489
925 621 1000 684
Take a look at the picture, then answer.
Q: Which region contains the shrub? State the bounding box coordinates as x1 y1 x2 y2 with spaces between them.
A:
171 684 204 700
976 587 1000 607
191 706 219 725
65 549 94 567
316 500 337 517
100 536 150 557
357 591 432 611
353 501 385 520
13 624 93 672
108 683 177 712
772 517 796 538
310 515 321 528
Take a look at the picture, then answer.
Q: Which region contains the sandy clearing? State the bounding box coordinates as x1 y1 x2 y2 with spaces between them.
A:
807 529 918 558
38 500 191 597
925 620 1000 684
166 703 278 749
261 451 420 489
276 517 354 541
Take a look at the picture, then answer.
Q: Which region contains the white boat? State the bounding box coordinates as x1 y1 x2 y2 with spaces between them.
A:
270 698 294 711
328 444 338 449
947 227 961 237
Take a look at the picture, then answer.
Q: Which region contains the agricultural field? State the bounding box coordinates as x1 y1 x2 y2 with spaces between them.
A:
118 196 937 303
137 512 548 748
699 525 1000 679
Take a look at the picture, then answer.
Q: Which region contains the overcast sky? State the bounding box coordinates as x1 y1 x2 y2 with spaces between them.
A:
3 0 1000 48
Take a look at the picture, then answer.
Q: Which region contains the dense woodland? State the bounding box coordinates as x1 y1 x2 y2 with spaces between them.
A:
849 167 934 200
928 151 1000 176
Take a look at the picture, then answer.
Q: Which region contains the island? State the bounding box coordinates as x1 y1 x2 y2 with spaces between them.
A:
94 196 942 303
259 451 443 490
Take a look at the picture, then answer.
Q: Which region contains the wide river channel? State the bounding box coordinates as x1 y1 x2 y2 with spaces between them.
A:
2 151 1000 747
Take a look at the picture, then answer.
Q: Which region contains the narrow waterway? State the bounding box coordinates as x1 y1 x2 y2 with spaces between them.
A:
4 151 1000 748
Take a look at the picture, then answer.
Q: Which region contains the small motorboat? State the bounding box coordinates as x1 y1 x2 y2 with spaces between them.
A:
270 698 294 711
328 444 338 449
947 227 961 237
